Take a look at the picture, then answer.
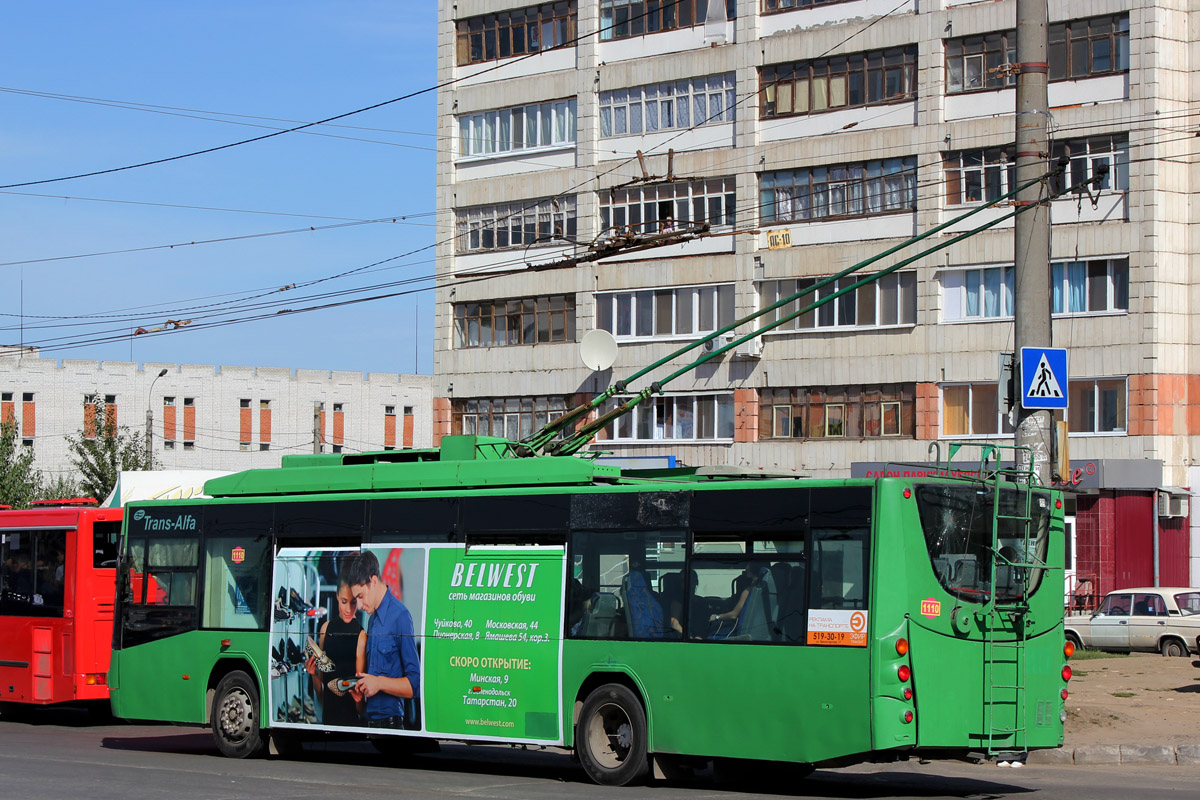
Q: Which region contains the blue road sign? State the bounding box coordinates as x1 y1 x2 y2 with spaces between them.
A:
1020 347 1068 410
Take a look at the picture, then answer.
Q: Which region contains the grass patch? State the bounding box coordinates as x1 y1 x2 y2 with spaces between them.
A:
1071 649 1130 661
1110 692 1136 698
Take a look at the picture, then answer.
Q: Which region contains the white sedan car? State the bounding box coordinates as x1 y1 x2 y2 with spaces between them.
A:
1065 587 1200 657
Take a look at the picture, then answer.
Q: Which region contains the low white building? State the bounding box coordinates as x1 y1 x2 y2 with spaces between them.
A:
0 347 432 482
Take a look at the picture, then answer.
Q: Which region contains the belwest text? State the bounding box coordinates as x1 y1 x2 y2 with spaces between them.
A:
450 562 540 589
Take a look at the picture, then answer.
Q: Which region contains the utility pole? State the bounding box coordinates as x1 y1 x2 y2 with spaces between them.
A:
1012 0 1052 485
145 368 168 466
312 402 321 453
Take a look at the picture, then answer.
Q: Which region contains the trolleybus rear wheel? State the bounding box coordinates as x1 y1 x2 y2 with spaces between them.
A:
211 670 265 758
576 683 649 786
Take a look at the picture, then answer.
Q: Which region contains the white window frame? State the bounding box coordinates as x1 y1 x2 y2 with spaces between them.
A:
1051 258 1129 316
1062 377 1127 435
758 271 917 334
596 283 735 341
599 177 735 237
941 265 1014 322
457 99 577 160
939 382 1013 439
604 393 735 443
456 196 577 253
600 74 735 137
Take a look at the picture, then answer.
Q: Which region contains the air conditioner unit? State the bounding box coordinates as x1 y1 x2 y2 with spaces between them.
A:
702 334 734 354
734 336 764 360
1157 492 1190 518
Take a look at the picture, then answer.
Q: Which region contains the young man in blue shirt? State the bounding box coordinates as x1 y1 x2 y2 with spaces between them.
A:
347 551 421 730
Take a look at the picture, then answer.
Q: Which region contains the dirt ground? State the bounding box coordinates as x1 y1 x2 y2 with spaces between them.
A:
1065 650 1200 747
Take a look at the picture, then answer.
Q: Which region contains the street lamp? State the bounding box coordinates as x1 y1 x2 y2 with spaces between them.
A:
145 368 168 465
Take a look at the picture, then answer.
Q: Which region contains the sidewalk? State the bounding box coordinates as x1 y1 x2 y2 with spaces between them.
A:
1026 650 1200 766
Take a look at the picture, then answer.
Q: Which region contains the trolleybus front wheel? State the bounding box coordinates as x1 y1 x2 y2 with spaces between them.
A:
211 670 265 758
576 683 649 786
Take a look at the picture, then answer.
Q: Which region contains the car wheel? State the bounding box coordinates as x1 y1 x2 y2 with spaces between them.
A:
1066 632 1083 652
211 670 266 758
1161 639 1187 658
576 683 649 786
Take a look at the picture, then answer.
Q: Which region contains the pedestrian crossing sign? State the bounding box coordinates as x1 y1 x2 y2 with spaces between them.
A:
1020 347 1068 410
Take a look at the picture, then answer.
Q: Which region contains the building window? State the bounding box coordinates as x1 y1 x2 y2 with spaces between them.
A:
239 398 250 408
597 284 734 340
454 294 576 348
455 2 576 66
946 31 1017 93
762 0 854 12
601 393 734 442
758 272 917 331
946 15 1128 94
600 177 734 236
599 0 733 42
164 440 175 450
1052 258 1129 315
452 396 571 441
1050 135 1129 195
1059 378 1127 434
942 258 1127 322
182 397 195 449
760 158 916 223
183 441 195 451
164 396 175 406
941 266 1014 322
83 394 117 439
761 385 915 440
456 197 576 253
1049 15 1130 81
458 99 577 158
942 383 1013 437
259 443 270 451
944 148 1015 205
761 47 917 119
600 74 735 137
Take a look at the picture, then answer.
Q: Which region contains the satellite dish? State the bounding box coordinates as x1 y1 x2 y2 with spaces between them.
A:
579 329 618 372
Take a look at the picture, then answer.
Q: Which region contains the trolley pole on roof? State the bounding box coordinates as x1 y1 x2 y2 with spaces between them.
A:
1013 0 1053 485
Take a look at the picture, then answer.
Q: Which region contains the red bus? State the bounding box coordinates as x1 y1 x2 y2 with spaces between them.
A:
0 500 122 710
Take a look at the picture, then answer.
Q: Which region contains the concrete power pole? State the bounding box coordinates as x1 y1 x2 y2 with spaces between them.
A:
313 404 322 454
1012 0 1052 485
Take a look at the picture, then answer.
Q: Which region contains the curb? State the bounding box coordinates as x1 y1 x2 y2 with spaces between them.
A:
1026 744 1200 766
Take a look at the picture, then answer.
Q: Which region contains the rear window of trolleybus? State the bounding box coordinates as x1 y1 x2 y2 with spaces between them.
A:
914 484 1051 604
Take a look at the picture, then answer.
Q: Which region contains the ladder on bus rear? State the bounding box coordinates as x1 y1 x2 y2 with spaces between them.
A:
979 448 1041 757
931 442 1046 757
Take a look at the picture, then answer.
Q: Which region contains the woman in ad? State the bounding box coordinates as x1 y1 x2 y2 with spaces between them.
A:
306 563 367 726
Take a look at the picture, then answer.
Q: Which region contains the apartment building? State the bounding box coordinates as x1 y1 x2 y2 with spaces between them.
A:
433 1 1199 588
0 347 432 478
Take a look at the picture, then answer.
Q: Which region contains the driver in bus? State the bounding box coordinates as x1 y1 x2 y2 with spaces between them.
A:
346 551 421 730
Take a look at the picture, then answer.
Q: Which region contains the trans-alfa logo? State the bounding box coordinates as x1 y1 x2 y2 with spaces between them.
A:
132 508 197 531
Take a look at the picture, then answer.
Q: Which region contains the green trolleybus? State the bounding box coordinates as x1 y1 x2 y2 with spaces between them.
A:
108 437 1071 785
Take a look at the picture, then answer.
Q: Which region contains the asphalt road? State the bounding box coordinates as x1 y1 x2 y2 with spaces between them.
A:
1 709 1198 800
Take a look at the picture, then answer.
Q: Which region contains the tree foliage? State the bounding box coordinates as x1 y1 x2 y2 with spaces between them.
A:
65 396 156 503
0 419 43 508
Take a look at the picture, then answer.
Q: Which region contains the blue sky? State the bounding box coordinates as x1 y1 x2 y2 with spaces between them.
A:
1 2 438 374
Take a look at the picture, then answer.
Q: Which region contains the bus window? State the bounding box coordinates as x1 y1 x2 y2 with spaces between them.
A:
915 485 1049 603
93 520 121 568
568 529 684 640
203 536 271 630
145 538 199 606
809 527 867 611
691 535 806 643
1 530 67 617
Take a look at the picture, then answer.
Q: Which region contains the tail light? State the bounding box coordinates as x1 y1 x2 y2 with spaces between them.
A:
902 710 914 724
1061 689 1069 700
897 665 911 682
903 687 914 701
896 638 909 656
1062 665 1072 682
1064 640 1075 658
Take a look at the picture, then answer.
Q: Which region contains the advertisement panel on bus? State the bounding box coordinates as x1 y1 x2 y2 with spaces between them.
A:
269 544 565 743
